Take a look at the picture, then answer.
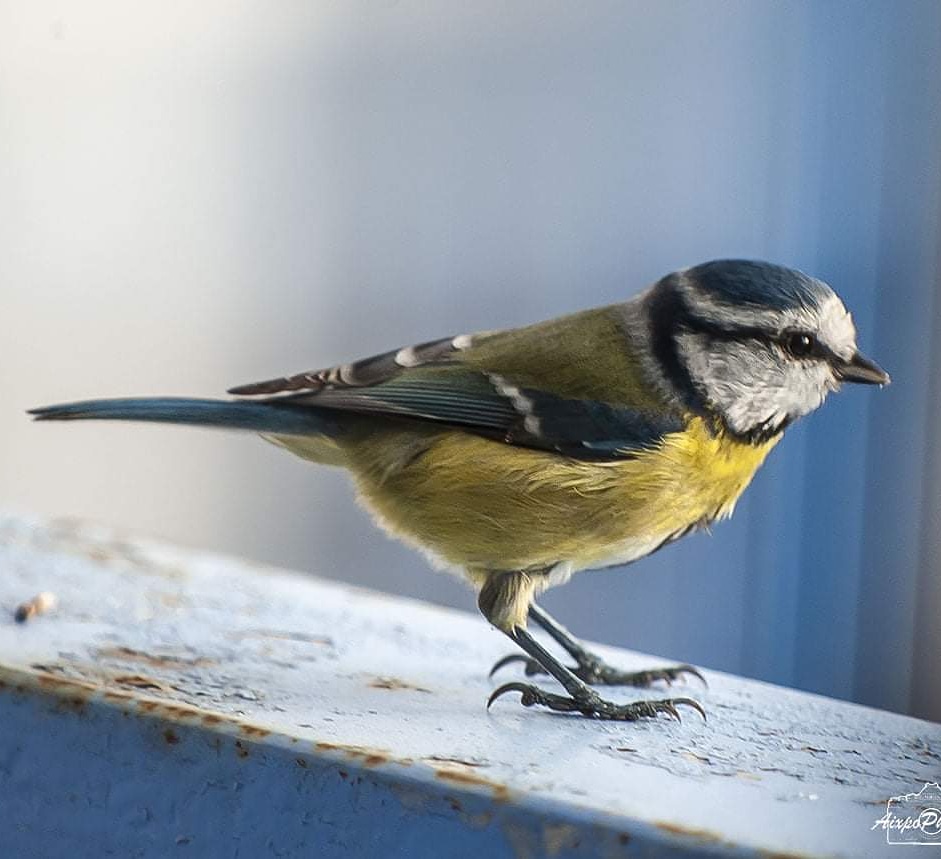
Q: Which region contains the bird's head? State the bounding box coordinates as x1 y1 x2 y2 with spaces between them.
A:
646 259 889 442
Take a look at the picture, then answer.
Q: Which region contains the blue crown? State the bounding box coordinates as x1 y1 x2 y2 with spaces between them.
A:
688 259 830 311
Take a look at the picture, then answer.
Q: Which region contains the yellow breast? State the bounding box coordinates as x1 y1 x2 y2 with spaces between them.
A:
341 416 779 577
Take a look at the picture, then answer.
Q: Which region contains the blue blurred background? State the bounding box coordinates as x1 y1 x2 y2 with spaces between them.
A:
2 2 939 720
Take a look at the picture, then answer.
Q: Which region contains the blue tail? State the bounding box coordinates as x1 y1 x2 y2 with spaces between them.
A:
28 397 339 436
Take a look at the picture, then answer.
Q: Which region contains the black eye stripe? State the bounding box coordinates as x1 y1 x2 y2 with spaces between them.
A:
681 315 838 362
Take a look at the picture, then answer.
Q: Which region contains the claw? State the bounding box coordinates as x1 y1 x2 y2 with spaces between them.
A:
488 654 531 678
672 696 707 722
673 664 708 688
487 681 539 709
621 663 707 689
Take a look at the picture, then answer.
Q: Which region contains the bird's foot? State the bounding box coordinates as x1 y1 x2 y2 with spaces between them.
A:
490 652 705 688
487 682 706 722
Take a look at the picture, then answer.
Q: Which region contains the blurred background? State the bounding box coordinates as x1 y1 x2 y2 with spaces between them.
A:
1 1 939 720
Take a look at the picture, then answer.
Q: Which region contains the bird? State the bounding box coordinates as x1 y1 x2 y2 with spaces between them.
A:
30 259 889 723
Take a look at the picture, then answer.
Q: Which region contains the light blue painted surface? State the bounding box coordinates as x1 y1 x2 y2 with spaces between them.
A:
1 514 939 858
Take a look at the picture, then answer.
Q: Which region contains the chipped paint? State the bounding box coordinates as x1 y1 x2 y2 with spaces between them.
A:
367 675 433 693
425 755 490 768
110 674 172 692
95 645 216 668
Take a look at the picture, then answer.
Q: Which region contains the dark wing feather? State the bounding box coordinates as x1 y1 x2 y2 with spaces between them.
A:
227 336 466 396
227 331 683 460
296 370 518 432
520 395 683 457
251 365 680 460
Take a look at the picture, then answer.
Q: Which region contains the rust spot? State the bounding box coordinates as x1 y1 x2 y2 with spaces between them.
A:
160 706 192 720
367 676 432 694
202 714 223 726
112 674 170 692
138 701 159 713
655 821 724 845
35 672 96 694
240 725 271 739
434 768 510 801
163 729 180 745
95 645 215 669
315 741 394 768
235 741 249 759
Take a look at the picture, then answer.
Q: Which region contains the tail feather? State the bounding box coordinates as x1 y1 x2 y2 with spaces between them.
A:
28 397 339 436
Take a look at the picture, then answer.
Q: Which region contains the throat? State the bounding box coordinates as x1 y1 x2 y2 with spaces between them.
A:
671 416 783 521
708 407 790 446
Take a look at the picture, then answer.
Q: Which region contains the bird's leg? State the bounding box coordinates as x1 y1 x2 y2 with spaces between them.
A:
490 602 705 688
479 573 704 722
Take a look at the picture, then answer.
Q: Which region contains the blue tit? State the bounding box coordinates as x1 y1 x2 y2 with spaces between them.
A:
31 259 888 723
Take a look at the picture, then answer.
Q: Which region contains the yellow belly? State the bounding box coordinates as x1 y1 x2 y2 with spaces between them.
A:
338 416 779 577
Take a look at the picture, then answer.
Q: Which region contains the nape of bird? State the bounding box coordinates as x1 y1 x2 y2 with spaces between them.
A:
30 260 888 723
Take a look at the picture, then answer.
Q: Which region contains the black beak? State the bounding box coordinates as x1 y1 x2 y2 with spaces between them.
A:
835 351 890 386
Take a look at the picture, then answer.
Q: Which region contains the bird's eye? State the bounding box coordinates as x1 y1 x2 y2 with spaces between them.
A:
784 332 816 358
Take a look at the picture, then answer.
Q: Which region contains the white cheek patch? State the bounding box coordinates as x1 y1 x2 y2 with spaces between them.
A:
678 333 833 434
